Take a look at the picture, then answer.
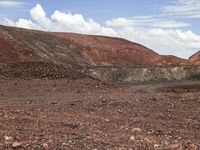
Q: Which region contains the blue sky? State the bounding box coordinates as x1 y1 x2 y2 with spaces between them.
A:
0 0 200 58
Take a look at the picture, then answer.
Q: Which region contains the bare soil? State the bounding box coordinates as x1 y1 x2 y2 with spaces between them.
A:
0 78 199 150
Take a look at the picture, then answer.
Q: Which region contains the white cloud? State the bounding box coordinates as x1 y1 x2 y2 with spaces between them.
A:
30 4 52 30
149 20 190 28
106 16 190 28
161 0 200 18
0 0 24 8
50 10 117 35
9 4 117 36
1 3 200 58
106 17 134 27
1 18 42 30
116 27 200 58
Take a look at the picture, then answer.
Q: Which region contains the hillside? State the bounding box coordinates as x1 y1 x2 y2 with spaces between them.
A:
53 32 161 66
53 32 189 65
189 50 200 64
0 25 188 66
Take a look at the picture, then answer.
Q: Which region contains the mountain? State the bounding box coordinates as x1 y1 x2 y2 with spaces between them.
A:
189 50 200 64
0 25 189 67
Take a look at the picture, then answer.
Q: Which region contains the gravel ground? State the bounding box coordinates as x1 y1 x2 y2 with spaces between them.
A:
0 79 199 150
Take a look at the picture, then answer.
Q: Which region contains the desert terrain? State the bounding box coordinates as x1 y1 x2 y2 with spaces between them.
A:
0 25 200 150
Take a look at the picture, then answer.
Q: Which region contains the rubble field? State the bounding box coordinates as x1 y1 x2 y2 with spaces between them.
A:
0 77 199 149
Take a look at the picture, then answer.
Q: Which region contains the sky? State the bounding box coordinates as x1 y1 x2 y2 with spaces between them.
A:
0 0 200 58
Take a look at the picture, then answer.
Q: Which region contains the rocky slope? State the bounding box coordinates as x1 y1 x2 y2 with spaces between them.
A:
0 25 188 67
0 62 87 80
0 25 87 66
0 28 40 63
53 32 188 65
85 66 200 83
189 50 200 64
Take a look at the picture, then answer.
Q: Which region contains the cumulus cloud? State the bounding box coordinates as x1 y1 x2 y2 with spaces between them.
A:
3 4 117 36
0 0 24 8
1 3 200 58
30 4 52 30
50 10 117 35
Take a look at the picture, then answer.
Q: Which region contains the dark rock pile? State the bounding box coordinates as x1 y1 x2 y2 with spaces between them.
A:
0 62 86 80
